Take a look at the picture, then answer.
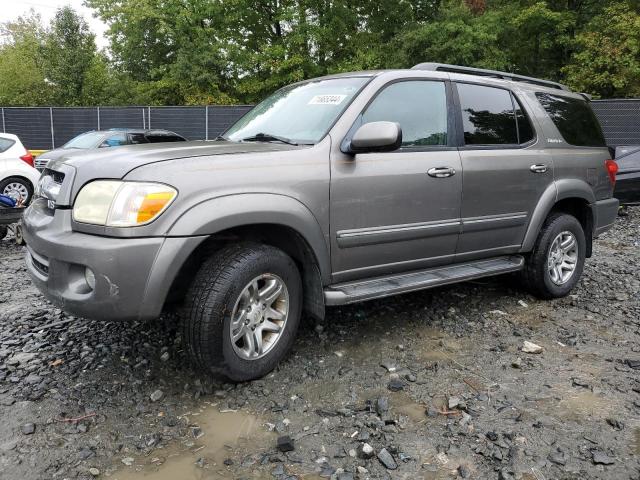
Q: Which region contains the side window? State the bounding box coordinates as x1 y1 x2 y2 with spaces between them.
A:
457 83 519 145
129 133 149 144
145 134 186 143
535 93 606 147
100 133 127 148
0 138 15 153
362 81 448 147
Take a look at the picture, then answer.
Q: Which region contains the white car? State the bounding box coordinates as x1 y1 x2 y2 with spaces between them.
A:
0 133 40 204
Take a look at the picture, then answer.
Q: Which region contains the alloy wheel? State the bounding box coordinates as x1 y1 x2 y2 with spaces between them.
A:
547 231 578 285
229 273 289 360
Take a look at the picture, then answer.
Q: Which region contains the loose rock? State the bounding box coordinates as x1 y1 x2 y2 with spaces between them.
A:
522 341 543 354
376 448 397 470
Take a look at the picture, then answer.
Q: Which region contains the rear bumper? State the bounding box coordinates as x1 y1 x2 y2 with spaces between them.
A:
592 197 619 237
22 200 206 321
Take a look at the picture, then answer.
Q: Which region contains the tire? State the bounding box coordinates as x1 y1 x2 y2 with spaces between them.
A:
520 212 586 299
0 226 7 240
0 177 33 205
182 242 302 381
14 223 25 246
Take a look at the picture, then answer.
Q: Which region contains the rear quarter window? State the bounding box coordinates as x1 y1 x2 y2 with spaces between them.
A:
536 93 606 147
0 138 16 153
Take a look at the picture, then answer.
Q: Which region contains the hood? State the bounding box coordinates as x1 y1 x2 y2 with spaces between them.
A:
37 148 77 162
46 140 305 207
47 140 302 179
615 146 640 173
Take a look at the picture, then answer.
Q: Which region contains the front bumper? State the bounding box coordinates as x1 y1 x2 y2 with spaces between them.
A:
614 172 640 206
593 197 620 237
23 200 206 321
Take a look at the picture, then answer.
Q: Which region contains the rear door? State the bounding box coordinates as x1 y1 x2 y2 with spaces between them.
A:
330 80 463 282
453 82 552 261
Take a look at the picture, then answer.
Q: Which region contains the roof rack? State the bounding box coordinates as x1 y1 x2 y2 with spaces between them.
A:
411 63 570 92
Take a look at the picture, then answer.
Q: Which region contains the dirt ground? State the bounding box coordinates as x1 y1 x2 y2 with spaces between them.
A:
0 208 639 480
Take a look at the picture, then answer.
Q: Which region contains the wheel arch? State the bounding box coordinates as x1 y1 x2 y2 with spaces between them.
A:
0 174 35 194
165 194 330 321
521 180 595 257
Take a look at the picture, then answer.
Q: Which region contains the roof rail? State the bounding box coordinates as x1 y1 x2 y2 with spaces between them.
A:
411 63 570 92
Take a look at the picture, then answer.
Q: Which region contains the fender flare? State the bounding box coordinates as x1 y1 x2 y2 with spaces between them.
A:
168 193 331 281
521 179 595 251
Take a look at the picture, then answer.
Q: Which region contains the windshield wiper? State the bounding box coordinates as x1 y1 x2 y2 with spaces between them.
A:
240 133 298 146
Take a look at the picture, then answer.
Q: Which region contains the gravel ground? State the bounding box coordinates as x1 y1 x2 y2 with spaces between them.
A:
0 209 639 480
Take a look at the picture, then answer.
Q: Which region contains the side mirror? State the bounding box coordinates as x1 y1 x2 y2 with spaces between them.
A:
346 121 402 154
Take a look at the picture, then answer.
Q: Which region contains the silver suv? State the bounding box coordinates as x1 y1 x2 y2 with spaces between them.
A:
23 63 619 381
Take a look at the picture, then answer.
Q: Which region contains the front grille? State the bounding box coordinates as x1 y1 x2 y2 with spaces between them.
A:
35 158 50 170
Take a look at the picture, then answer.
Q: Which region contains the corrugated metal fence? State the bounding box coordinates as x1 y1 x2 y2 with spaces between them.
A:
0 105 253 150
1 100 639 150
591 99 640 147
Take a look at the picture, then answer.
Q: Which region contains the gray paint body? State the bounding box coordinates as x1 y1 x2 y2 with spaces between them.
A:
22 69 618 321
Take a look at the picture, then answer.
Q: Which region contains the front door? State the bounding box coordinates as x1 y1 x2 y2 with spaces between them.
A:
330 80 463 283
453 82 553 261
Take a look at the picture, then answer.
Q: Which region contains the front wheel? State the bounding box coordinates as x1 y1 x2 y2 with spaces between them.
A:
521 212 586 299
182 242 302 381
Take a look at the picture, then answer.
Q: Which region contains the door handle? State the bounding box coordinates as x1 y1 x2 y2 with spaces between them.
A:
530 164 548 173
427 167 456 178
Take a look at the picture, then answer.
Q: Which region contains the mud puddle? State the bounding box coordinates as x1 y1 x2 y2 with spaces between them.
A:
112 406 273 480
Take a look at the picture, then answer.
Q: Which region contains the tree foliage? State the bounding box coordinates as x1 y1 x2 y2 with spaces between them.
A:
1 0 639 105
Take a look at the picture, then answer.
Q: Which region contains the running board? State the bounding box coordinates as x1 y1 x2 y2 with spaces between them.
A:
324 255 524 306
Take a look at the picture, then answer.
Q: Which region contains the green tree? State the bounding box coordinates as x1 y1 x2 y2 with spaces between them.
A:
395 0 508 70
42 6 98 105
564 2 640 97
0 12 51 106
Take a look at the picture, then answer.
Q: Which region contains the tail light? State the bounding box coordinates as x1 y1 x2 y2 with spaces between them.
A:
20 151 34 168
605 159 618 185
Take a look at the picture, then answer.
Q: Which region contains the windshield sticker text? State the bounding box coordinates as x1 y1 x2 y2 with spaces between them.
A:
308 94 347 105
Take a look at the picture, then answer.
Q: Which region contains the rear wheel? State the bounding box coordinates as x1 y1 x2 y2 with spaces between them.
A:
0 177 33 204
182 242 302 381
521 212 586 299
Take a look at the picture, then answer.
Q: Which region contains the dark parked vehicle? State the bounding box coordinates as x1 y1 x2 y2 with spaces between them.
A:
614 146 640 205
24 63 619 381
34 129 186 170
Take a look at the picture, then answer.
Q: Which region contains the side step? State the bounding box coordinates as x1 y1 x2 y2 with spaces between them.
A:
324 255 524 306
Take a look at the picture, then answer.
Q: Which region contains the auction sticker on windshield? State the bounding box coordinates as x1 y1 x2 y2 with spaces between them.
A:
308 94 347 105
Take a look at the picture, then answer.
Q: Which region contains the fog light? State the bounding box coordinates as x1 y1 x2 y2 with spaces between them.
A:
85 267 96 290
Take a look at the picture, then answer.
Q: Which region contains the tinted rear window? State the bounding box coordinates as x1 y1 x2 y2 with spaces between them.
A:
146 134 185 143
457 83 535 146
536 93 606 147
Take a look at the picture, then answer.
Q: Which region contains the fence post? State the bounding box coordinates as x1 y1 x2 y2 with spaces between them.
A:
1 108 4 133
49 107 55 149
205 106 209 140
148 106 151 129
97 106 101 130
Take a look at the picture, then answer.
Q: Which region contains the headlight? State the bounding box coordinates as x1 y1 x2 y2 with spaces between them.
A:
73 181 177 227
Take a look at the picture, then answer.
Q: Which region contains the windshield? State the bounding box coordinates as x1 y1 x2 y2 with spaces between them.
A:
225 77 370 145
63 131 105 149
